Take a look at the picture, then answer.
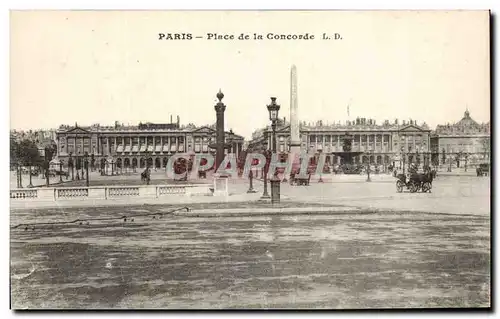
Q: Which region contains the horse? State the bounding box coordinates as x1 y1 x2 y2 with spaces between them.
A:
409 170 434 191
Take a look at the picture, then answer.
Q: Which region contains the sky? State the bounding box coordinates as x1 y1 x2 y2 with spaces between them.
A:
10 10 490 139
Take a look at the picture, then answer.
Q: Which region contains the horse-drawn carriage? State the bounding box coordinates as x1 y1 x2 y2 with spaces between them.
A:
288 167 312 186
476 163 490 177
396 170 434 193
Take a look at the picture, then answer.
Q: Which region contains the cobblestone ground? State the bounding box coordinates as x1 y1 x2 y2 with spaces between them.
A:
11 207 490 309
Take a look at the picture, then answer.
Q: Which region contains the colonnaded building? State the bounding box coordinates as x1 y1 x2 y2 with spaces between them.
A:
248 110 490 169
54 117 244 169
248 117 433 168
431 109 490 167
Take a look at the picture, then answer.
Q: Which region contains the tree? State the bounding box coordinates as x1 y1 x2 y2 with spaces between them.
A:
15 139 42 188
480 137 490 162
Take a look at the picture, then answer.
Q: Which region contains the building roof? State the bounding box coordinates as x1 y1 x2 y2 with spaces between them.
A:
435 110 490 136
56 123 245 141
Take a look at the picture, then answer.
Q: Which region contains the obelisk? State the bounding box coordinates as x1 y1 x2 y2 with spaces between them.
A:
289 65 301 172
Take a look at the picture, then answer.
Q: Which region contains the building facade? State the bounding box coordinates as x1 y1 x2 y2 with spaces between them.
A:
433 110 490 167
55 121 244 169
248 117 432 167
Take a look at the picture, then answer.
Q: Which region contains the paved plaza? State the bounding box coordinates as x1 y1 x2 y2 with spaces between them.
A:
10 173 491 309
11 208 490 309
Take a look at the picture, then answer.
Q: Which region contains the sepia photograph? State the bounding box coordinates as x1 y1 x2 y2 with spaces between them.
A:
9 10 491 310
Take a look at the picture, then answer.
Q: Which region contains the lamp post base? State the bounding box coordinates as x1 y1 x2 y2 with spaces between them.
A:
270 178 281 204
260 193 271 200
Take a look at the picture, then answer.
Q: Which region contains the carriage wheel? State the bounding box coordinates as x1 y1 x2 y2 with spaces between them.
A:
421 182 430 193
396 180 404 193
409 182 418 193
423 182 432 193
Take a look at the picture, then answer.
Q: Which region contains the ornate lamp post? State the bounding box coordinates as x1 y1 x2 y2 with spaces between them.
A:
59 160 63 183
16 162 22 188
247 170 257 193
464 152 469 172
260 148 271 200
76 152 81 180
81 152 85 180
44 147 50 187
68 152 74 180
366 149 372 182
401 146 406 173
145 151 151 185
267 97 281 204
214 89 226 172
84 152 89 187
318 147 324 183
399 134 406 172
416 147 420 169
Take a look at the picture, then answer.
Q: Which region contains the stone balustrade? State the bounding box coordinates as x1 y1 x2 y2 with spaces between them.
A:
9 184 212 202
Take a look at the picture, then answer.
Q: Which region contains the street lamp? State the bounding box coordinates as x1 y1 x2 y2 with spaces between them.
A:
260 148 271 200
68 152 74 180
366 149 372 182
267 97 281 204
145 151 151 185
80 151 85 180
400 134 406 172
44 146 50 187
401 146 406 173
76 151 81 180
59 160 63 183
464 152 469 172
318 147 324 183
84 152 89 187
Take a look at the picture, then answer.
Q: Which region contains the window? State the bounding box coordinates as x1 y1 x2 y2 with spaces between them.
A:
309 135 316 143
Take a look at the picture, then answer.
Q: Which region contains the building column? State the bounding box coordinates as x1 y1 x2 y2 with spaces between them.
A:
176 136 179 152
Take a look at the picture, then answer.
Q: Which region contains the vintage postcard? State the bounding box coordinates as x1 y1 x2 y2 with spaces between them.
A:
9 10 490 309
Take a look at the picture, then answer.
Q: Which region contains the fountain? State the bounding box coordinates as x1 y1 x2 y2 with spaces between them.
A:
331 133 364 174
